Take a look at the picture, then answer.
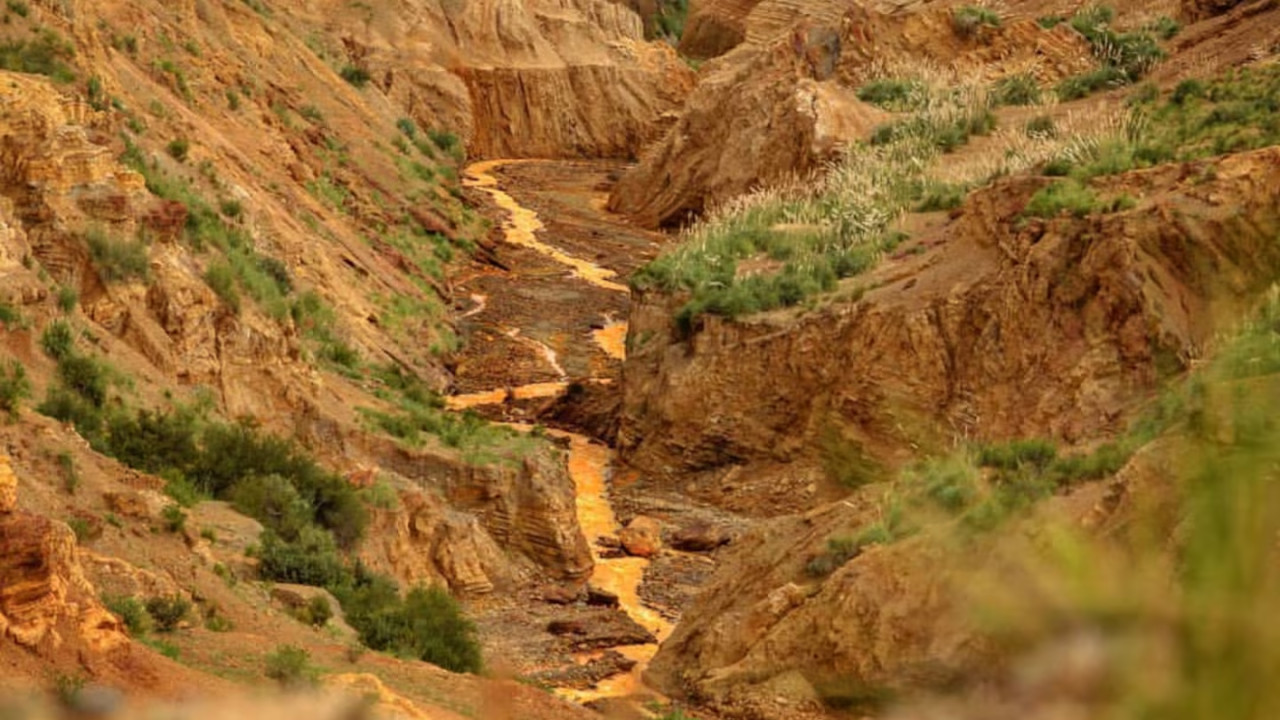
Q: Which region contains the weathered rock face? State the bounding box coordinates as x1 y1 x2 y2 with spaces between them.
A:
354 437 593 592
678 0 764 59
609 3 1093 227
620 149 1280 497
0 456 128 653
352 0 695 159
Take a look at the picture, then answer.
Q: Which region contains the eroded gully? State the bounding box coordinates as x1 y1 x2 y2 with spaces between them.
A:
450 159 670 702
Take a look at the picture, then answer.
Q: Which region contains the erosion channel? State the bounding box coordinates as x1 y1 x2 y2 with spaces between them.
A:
451 160 671 703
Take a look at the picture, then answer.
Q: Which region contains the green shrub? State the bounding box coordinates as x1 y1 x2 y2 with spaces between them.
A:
228 474 313 540
203 262 240 312
1172 79 1206 105
1056 65 1129 100
1146 15 1181 41
166 138 189 162
55 353 108 407
991 73 1041 106
264 644 318 688
40 321 74 361
339 65 370 87
1037 15 1065 29
257 527 350 587
6 1 30 17
338 582 483 673
86 229 150 283
298 595 333 627
103 594 152 635
67 517 92 543
52 673 85 706
0 300 20 329
1023 180 1102 218
912 180 969 212
145 595 191 632
952 6 1002 37
37 387 104 441
56 286 78 313
0 360 30 421
977 438 1058 471
57 451 79 494
161 504 186 533
856 79 925 112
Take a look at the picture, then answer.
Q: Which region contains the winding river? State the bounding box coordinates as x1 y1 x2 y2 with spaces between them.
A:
450 161 672 702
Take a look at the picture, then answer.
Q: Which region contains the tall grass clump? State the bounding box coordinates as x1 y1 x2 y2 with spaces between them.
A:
1056 5 1165 100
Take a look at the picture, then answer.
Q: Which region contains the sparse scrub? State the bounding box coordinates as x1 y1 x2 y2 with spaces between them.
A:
1057 5 1165 100
0 29 76 83
0 300 21 329
41 322 74 360
0 360 30 421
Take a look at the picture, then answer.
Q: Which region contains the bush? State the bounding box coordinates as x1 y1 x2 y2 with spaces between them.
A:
161 505 186 533
37 387 104 441
856 79 925 111
103 594 152 635
0 301 20 329
1023 180 1102 218
952 6 1001 37
0 360 30 421
977 438 1058 471
166 138 190 162
339 582 483 673
86 229 150 284
40 321 75 361
56 286 78 313
228 474 313 540
264 644 318 688
298 595 333 627
145 595 191 632
339 65 370 87
55 353 108 408
257 527 350 587
991 73 1041 106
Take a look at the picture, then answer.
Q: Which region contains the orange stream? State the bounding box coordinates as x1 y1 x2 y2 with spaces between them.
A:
456 161 666 702
464 161 629 293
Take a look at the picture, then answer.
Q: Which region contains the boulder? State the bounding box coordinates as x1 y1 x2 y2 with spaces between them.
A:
618 515 663 558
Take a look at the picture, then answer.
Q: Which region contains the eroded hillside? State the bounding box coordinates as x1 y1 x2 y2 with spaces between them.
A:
2 0 1280 717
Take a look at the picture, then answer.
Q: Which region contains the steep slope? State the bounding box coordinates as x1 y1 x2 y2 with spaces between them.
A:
609 2 1092 227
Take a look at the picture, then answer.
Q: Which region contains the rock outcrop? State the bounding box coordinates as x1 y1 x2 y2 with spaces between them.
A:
357 441 594 593
645 442 1176 711
0 455 128 653
620 148 1280 501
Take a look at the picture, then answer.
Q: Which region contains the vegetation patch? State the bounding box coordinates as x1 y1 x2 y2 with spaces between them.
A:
0 29 75 83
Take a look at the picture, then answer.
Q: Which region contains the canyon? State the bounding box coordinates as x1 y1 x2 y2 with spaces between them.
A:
1 0 1279 718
